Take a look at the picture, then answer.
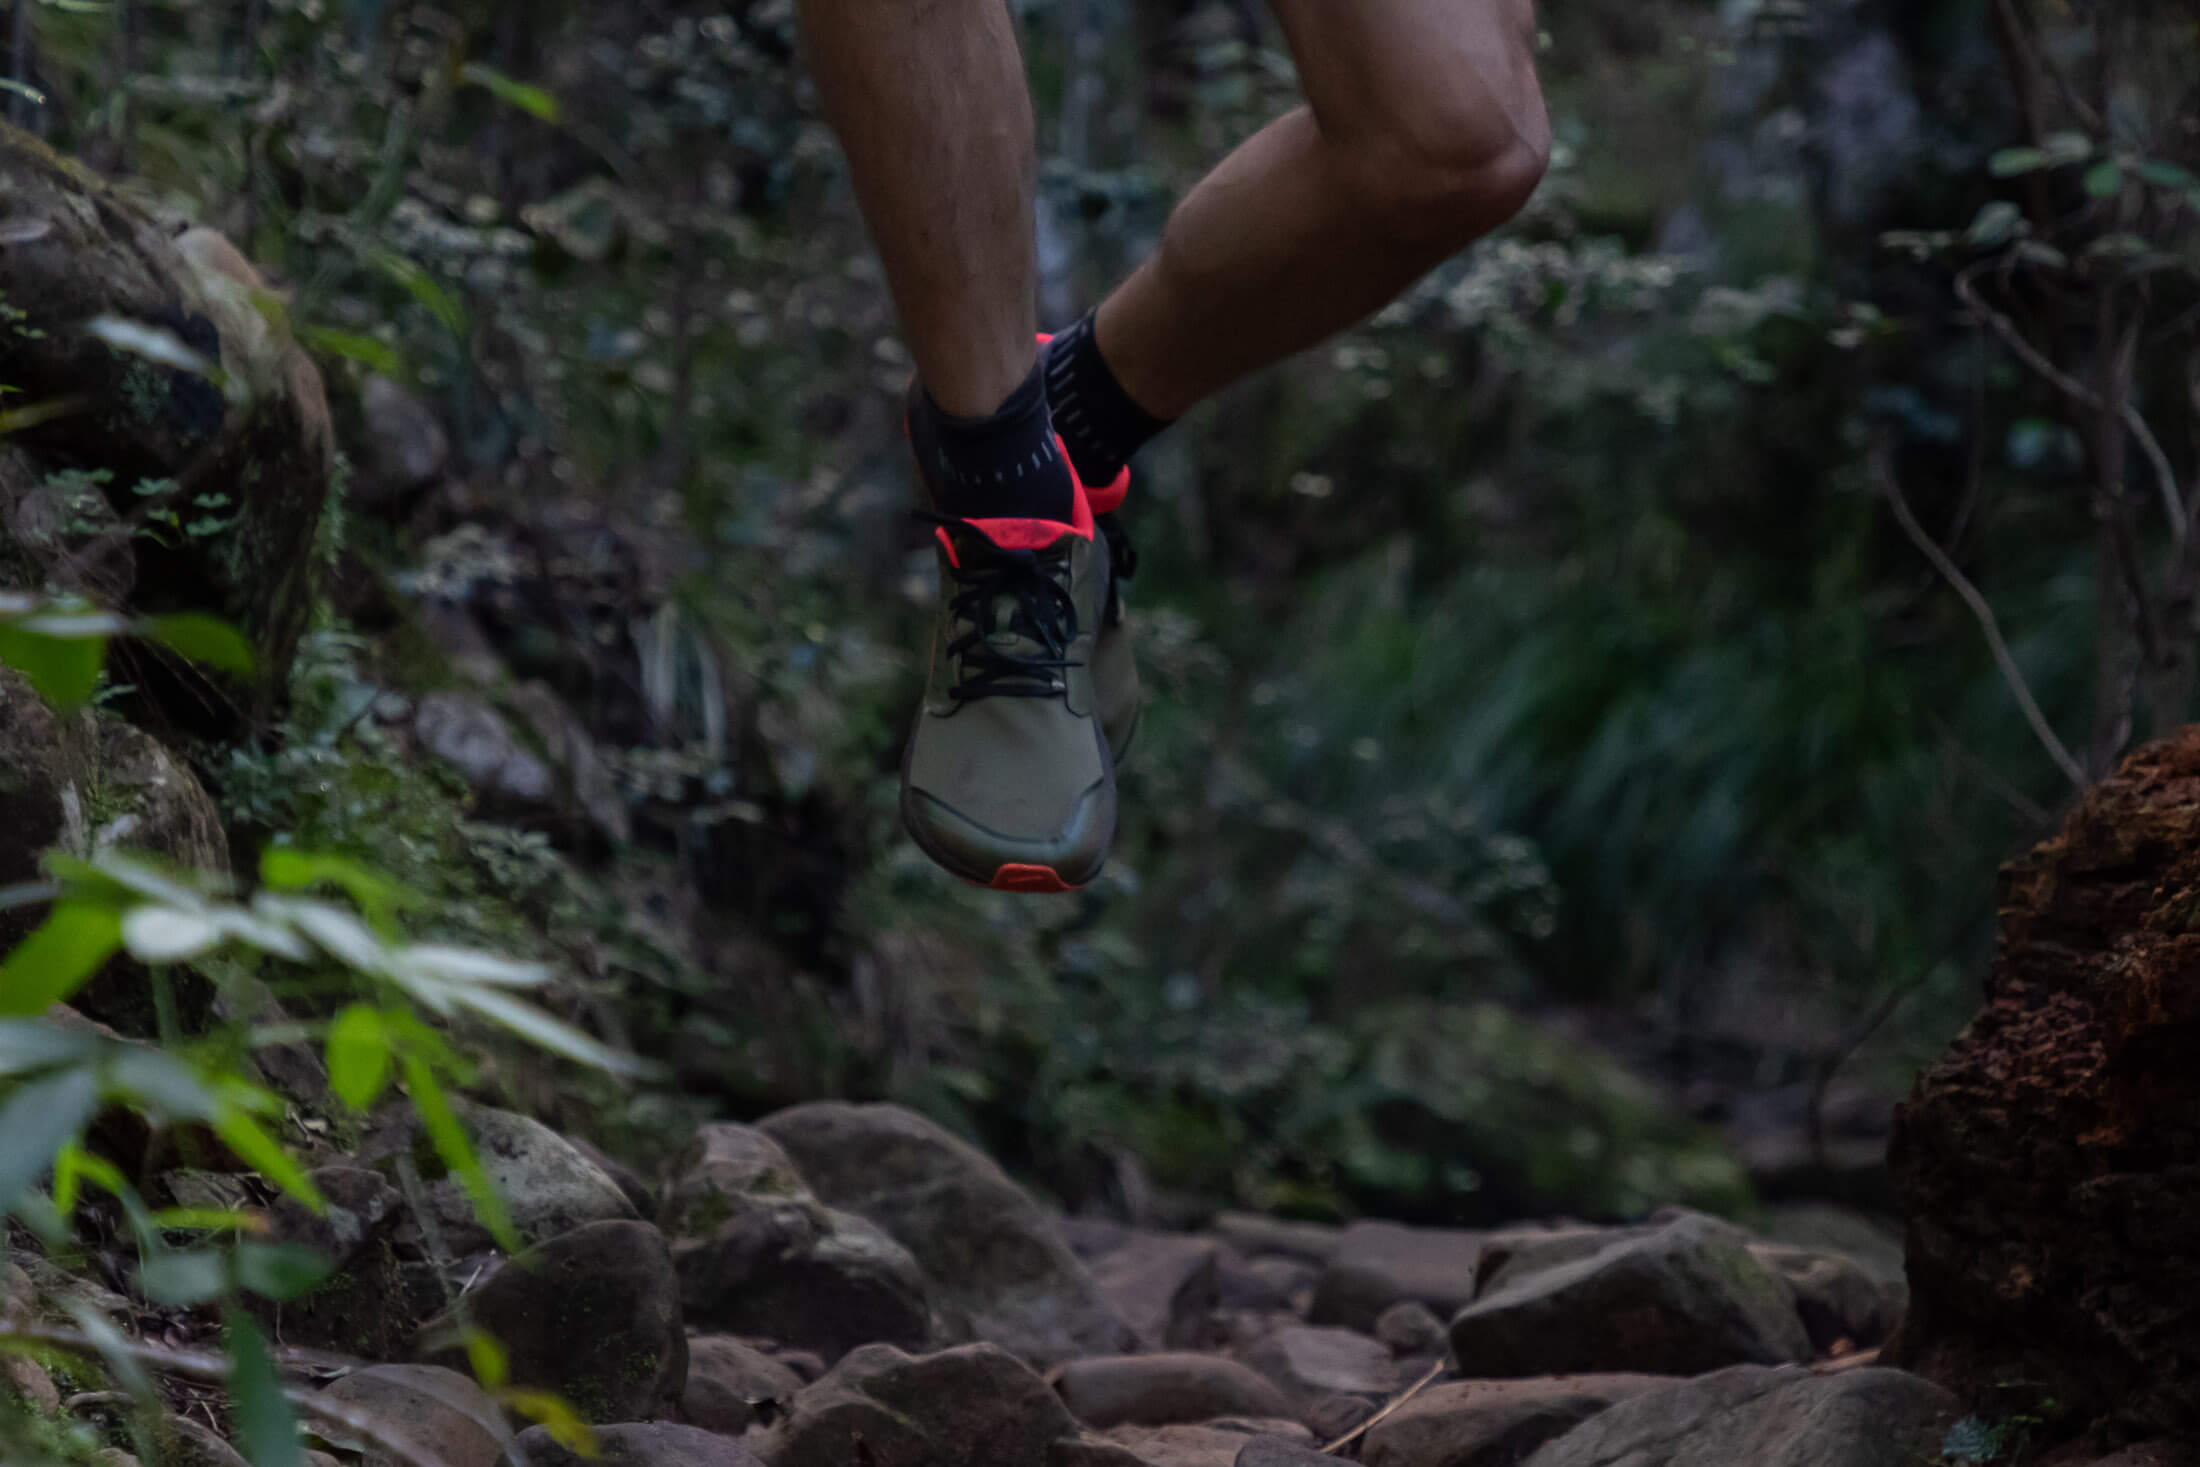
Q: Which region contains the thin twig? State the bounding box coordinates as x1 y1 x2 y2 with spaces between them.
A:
0 1321 461 1467
1871 446 2087 790
1325 1358 1446 1456
1955 268 2187 547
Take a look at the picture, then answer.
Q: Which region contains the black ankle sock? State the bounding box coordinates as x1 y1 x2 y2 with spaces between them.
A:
1044 312 1172 490
908 362 1078 522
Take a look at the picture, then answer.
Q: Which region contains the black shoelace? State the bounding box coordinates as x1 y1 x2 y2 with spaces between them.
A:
918 511 1082 702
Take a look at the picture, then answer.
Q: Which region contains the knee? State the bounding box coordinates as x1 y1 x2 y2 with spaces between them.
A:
1337 67 1550 252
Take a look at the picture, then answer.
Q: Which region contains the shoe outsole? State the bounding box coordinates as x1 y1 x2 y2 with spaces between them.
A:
988 864 1081 894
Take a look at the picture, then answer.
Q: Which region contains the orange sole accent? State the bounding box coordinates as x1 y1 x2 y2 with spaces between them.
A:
990 863 1081 895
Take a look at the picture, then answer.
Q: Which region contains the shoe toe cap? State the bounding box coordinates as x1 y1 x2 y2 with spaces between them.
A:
904 778 1114 890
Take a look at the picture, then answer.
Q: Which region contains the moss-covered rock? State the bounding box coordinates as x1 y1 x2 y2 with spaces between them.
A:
0 124 333 726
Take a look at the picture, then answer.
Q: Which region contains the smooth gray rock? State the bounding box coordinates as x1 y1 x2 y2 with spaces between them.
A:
360 1100 637 1253
1091 1235 1221 1351
1309 1221 1481 1333
416 1220 686 1425
1241 1325 1399 1407
1360 1376 1671 1467
1234 1439 1334 1467
1373 1301 1449 1358
494 1423 762 1467
769 1343 1078 1467
1519 1366 1957 1467
1054 1354 1296 1431
1087 1422 1313 1467
1449 1215 1811 1378
1210 1215 1342 1266
679 1336 804 1435
315 1365 507 1467
760 1103 1136 1367
1748 1243 1901 1353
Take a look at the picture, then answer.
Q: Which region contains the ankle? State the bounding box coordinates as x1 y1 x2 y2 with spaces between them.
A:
909 361 1079 523
1044 311 1173 492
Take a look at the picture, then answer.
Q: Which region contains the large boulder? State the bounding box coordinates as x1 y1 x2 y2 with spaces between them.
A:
662 1123 935 1362
0 128 334 722
758 1103 1137 1367
1889 730 2200 1434
314 1365 507 1467
0 667 224 905
416 1220 686 1424
358 1100 638 1253
1518 1366 1956 1467
767 1343 1079 1467
1449 1214 1811 1377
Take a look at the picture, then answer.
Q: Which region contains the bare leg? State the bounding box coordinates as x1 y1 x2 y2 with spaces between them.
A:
796 0 1039 418
1097 0 1548 419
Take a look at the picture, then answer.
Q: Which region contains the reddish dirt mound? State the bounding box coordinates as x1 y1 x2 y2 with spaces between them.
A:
1891 727 2200 1434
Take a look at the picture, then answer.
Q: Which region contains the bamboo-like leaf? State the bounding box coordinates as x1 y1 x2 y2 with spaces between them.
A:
401 1055 517 1252
0 1066 100 1216
448 984 649 1076
210 1103 324 1213
224 1309 304 1467
0 906 123 1015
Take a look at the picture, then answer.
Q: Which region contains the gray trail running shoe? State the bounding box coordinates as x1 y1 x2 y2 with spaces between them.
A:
900 498 1117 894
1094 511 1143 764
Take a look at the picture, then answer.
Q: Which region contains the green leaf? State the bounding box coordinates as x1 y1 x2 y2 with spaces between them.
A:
501 1388 595 1455
0 1017 102 1076
105 1047 223 1121
120 906 225 965
0 620 108 709
1966 200 2024 248
1988 146 2048 178
2138 160 2197 191
232 1242 332 1302
369 251 465 336
463 1328 509 1390
2084 161 2125 198
298 327 406 380
402 1055 517 1252
142 614 256 675
0 904 123 1015
137 1249 229 1306
210 1103 324 1213
325 1004 393 1111
460 63 562 123
2043 130 2095 164
444 984 650 1076
260 850 412 927
0 1064 99 1216
224 1308 303 1467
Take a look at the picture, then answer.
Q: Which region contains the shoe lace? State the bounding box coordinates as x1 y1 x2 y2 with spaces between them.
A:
917 511 1082 702
1099 514 1137 626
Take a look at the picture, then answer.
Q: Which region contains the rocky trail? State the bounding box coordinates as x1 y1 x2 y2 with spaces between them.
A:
7 1090 1936 1467
23 729 2200 1467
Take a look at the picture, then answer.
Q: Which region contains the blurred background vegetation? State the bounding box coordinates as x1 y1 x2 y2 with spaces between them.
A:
7 0 2195 1231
